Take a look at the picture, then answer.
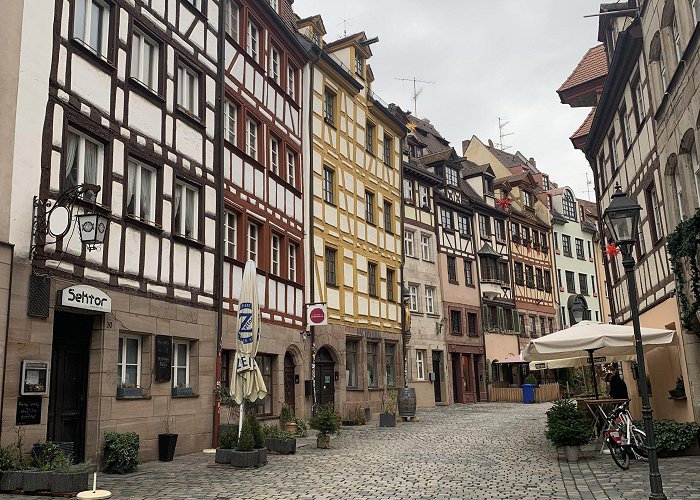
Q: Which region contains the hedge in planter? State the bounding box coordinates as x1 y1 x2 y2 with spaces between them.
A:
652 420 700 456
102 432 140 474
230 414 266 468
215 426 239 464
545 400 593 448
311 403 341 449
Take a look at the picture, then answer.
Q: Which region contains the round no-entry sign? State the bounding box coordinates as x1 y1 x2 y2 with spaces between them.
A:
307 304 328 326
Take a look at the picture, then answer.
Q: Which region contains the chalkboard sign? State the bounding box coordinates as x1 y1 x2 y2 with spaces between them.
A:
155 335 172 382
16 396 42 425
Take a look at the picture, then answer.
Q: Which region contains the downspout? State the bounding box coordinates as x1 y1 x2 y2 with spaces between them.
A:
399 144 407 389
212 3 226 448
0 242 14 444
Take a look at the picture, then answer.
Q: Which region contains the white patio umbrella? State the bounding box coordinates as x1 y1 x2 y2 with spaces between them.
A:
528 354 636 371
231 260 267 436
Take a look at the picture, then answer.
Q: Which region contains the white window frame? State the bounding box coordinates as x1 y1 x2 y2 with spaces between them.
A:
660 54 668 90
269 0 279 12
224 211 237 258
323 167 334 204
425 287 435 315
224 0 239 42
248 222 259 264
674 168 685 220
650 186 664 239
286 150 296 186
446 167 458 186
403 179 413 200
288 65 296 99
420 234 431 261
288 243 297 281
172 340 190 389
269 137 279 175
246 118 258 160
419 185 429 208
269 46 280 84
404 230 415 258
126 159 157 223
247 21 259 63
408 284 419 313
74 0 110 58
672 14 682 63
174 180 199 239
692 143 700 207
224 99 237 144
271 234 280 276
415 350 425 381
118 335 142 388
177 63 199 115
65 128 104 203
634 79 645 122
131 28 159 91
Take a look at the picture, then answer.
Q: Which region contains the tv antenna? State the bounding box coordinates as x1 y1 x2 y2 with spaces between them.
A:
395 77 435 116
337 17 353 37
497 116 514 151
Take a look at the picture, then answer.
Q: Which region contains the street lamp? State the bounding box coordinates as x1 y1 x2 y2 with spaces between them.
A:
603 183 666 500
570 298 586 325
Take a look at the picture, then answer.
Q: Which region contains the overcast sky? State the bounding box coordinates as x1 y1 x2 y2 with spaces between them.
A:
294 0 604 200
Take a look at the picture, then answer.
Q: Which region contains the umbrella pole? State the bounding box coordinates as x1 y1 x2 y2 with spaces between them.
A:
588 350 599 399
238 402 244 439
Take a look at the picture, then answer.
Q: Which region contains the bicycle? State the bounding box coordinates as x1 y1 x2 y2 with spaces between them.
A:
603 400 648 470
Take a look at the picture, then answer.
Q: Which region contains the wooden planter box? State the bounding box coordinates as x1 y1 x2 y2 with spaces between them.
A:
0 470 89 494
266 438 296 455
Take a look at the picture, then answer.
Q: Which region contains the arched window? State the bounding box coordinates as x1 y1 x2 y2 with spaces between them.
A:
649 31 667 94
680 128 700 210
665 154 685 224
562 190 576 221
672 13 683 62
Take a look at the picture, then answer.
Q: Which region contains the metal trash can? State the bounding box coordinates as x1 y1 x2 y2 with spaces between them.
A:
522 384 536 404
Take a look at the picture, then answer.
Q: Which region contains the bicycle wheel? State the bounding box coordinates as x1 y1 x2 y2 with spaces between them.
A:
630 428 648 459
607 439 630 470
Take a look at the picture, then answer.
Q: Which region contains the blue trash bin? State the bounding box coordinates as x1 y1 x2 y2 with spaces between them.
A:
522 384 536 404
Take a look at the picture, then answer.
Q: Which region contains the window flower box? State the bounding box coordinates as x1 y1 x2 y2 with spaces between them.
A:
171 386 194 397
116 386 144 398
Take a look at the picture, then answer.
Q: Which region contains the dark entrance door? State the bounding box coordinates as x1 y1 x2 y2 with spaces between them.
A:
47 312 92 462
284 352 295 413
432 351 442 403
315 347 335 407
451 354 463 404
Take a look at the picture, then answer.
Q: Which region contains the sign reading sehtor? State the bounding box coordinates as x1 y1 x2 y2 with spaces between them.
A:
307 304 328 326
58 284 112 313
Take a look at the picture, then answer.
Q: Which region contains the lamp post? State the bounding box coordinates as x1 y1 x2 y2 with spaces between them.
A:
603 183 666 500
570 298 586 325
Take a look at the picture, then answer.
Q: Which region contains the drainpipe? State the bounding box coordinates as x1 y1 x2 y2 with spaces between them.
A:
399 141 407 389
0 242 14 444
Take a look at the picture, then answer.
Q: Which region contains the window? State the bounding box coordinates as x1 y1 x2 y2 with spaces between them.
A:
468 313 478 336
415 350 425 380
323 167 334 204
660 52 668 90
365 191 375 224
408 284 419 312
646 184 663 242
575 238 585 260
530 316 537 337
225 100 237 144
367 262 378 297
562 235 572 257
591 275 596 295
420 234 432 261
495 219 506 241
579 273 589 295
587 241 592 259
324 87 335 125
544 270 552 291
464 259 473 285
288 243 297 281
479 214 491 237
523 191 533 207
692 142 700 207
346 340 358 388
177 63 199 115
403 179 413 201
271 234 280 276
511 222 520 241
174 180 199 239
425 287 435 314
598 152 607 187
387 268 395 301
522 226 531 243
286 150 296 186
540 317 546 337
383 135 393 166
458 215 471 236
404 230 415 257
288 65 296 98
419 185 429 208
172 341 190 388
269 46 280 84
224 211 237 258
548 318 554 334
632 74 644 127
247 21 259 63
553 232 559 250
619 103 631 153
269 136 279 175
269 0 279 11
542 176 549 190
498 261 509 284
480 256 498 281
533 231 540 249
383 201 393 232
672 14 682 63
450 310 462 335
693 0 700 24
514 262 524 284
325 247 337 286
484 177 494 194
365 122 375 154
247 221 259 263
246 117 258 160
447 256 457 283
355 52 364 77
64 129 104 202
367 343 378 388
254 354 273 415
525 265 534 288
118 336 141 388
224 0 239 42
446 167 458 186
566 271 576 293
536 268 544 290
131 28 159 91
385 343 396 387
441 208 453 230
563 191 576 220
126 160 157 222
557 269 562 288
74 0 110 57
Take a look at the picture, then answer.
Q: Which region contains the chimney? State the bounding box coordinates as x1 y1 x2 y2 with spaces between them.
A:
488 139 494 147
529 157 536 167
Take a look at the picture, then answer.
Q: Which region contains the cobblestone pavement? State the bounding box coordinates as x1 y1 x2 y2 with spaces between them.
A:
7 403 700 499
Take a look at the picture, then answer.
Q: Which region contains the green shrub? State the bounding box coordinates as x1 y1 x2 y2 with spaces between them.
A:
236 417 255 452
248 414 264 449
0 445 22 471
261 423 279 439
294 417 308 437
31 442 71 471
653 420 699 453
311 403 341 436
524 374 538 385
279 403 295 424
545 400 592 448
102 432 140 474
218 427 238 449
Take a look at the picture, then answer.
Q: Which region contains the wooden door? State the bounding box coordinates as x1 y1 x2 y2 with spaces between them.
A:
432 351 442 403
284 352 295 413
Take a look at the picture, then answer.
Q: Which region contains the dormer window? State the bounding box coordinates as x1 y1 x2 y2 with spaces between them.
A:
542 176 549 190
445 167 458 187
416 146 423 158
355 52 364 78
523 191 533 207
483 178 493 195
311 31 320 45
563 190 576 221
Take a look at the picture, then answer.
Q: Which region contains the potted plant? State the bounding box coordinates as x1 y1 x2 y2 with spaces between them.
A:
379 390 397 428
218 386 239 436
158 417 178 462
342 403 366 426
669 377 686 399
230 413 265 468
311 403 341 449
171 383 194 397
102 432 140 474
215 426 238 464
279 403 297 433
652 419 700 457
262 424 296 455
545 400 593 462
116 383 143 398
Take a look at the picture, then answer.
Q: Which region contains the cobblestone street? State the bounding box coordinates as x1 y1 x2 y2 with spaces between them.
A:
8 402 700 499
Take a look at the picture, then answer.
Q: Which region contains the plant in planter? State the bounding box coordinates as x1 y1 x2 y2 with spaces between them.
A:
311 403 341 449
116 382 143 398
380 390 398 428
158 416 178 462
102 432 140 474
524 374 538 386
263 425 296 455
652 419 700 456
545 400 593 462
230 414 264 468
342 403 366 426
294 417 308 437
669 377 686 399
171 383 194 397
215 426 239 464
279 403 297 433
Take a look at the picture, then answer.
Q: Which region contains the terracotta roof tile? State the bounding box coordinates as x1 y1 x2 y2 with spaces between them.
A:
558 45 608 93
570 108 596 141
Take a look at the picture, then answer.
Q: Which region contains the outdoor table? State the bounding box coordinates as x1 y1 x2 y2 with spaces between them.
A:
577 398 629 453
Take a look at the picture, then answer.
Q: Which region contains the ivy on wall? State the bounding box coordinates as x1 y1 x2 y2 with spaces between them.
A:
667 209 700 331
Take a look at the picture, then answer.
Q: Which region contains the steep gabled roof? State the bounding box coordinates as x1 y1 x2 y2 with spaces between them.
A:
571 108 596 141
558 44 608 93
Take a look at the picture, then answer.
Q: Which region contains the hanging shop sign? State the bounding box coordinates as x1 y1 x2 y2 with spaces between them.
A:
58 285 112 313
307 304 328 326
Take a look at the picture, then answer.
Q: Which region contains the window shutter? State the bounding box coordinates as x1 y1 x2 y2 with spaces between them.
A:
497 307 505 331
481 305 488 331
512 309 519 333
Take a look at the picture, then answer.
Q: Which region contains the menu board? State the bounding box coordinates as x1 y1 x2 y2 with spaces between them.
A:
16 396 42 425
155 335 172 382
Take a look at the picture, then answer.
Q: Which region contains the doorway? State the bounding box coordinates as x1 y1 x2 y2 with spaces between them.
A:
432 351 443 403
47 311 92 462
284 352 295 413
315 347 335 407
451 354 463 403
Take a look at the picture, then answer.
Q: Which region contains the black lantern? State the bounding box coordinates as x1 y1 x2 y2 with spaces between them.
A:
603 183 642 246
570 298 586 324
76 212 110 250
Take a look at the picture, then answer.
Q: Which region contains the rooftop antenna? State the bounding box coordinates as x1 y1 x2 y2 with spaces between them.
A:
395 77 435 116
337 17 353 37
496 116 514 151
